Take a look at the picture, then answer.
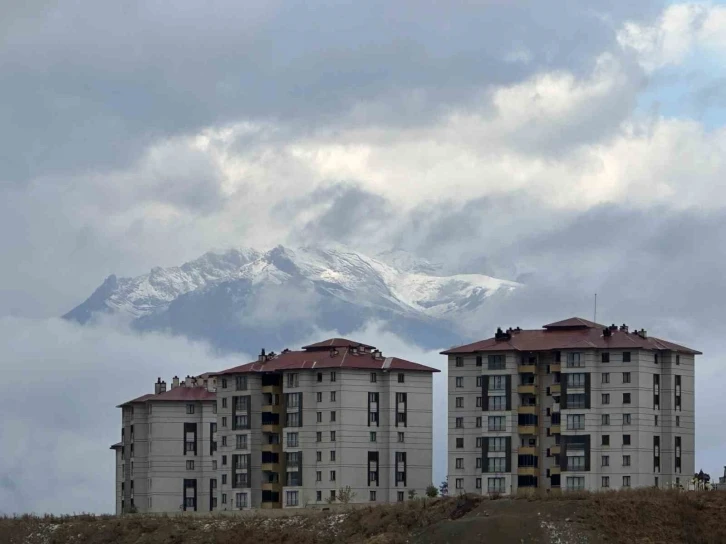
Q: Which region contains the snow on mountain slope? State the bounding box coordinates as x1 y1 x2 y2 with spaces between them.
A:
65 245 521 323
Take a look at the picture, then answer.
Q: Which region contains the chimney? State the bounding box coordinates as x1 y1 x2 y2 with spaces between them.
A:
603 327 612 337
186 375 193 387
610 324 617 331
639 329 647 339
172 376 180 389
330 348 339 357
619 324 628 333
160 380 167 394
154 377 162 395
259 348 266 363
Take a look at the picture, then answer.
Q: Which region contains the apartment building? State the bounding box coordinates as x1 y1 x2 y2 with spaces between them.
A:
444 317 699 495
112 338 437 513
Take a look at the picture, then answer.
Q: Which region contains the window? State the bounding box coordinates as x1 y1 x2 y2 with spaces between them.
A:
622 372 631 384
488 457 506 472
567 456 585 471
489 375 506 390
567 394 587 409
488 396 506 411
676 354 680 365
488 355 505 370
285 491 298 506
236 493 248 508
476 417 482 428
370 373 377 383
489 437 507 451
316 471 322 482
476 376 483 387
566 373 586 387
476 397 482 407
623 352 631 362
398 373 405 383
623 414 632 425
602 435 610 446
222 455 227 465
487 477 505 493
330 371 336 382
330 411 336 422
566 414 584 430
655 415 659 427
476 355 483 367
316 451 322 462
602 393 610 404
369 431 377 443
370 491 376 501
566 352 583 368
330 431 336 442
316 392 322 403
316 411 322 423
330 470 336 481
623 434 631 446
287 373 299 388
186 404 195 414
316 432 322 442
316 491 322 502
186 460 194 470
397 491 404 502
222 474 227 485
623 476 631 487
476 478 482 489
235 376 247 391
330 391 336 402
456 437 464 449
676 416 680 427
222 417 227 428
455 417 463 428
602 414 610 425
287 432 298 448
476 457 482 468
455 377 463 388
222 398 228 409
566 477 585 490
623 393 631 404
602 373 610 383
330 451 336 461
455 356 464 367
476 437 483 448
602 455 609 466
456 397 464 408
221 379 228 389
213 402 217 414
398 432 405 443
602 476 610 488
317 372 322 383
601 352 610 363
455 478 464 490
455 458 463 469
213 460 218 470
623 455 631 466
488 416 505 431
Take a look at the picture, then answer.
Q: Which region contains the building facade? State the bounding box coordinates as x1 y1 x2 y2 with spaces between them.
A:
113 338 436 513
444 317 699 495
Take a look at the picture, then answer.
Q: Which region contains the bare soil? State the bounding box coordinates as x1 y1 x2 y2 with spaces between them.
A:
3 490 726 544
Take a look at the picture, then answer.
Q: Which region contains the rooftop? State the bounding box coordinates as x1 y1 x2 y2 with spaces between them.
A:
116 387 215 407
441 317 701 355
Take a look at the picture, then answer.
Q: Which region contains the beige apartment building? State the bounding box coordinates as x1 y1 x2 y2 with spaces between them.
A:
112 338 437 513
444 317 699 495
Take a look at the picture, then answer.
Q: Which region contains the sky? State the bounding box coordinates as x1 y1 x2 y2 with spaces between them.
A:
2 0 726 513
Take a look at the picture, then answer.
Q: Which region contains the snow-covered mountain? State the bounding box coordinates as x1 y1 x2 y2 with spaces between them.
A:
64 245 520 351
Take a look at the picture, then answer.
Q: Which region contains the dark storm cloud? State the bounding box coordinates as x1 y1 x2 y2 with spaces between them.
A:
0 0 661 184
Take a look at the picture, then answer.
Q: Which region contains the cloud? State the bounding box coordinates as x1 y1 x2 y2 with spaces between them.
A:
0 317 250 515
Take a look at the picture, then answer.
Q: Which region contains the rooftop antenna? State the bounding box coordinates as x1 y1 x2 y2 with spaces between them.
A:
594 293 598 324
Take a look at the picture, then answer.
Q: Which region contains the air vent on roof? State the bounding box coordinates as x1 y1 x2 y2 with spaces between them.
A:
330 348 339 357
172 376 179 389
494 327 511 342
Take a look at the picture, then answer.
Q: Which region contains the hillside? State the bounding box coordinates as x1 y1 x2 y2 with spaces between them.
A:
5 490 726 544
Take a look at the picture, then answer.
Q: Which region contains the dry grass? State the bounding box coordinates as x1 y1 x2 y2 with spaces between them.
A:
3 490 726 544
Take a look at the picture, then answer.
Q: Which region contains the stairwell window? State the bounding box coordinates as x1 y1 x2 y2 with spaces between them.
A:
487 457 506 472
566 373 586 387
488 416 505 431
488 396 506 411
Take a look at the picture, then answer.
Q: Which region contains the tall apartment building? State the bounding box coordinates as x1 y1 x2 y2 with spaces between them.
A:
112 338 437 513
444 317 699 495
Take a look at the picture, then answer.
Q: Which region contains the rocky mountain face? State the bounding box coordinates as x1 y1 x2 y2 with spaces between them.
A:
63 245 520 351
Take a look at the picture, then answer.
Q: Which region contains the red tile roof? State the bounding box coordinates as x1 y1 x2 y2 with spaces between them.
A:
109 442 122 450
211 348 439 376
116 393 156 407
117 386 216 407
300 338 376 350
441 317 701 355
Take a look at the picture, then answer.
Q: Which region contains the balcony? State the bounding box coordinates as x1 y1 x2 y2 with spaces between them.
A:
262 403 282 413
550 363 561 372
550 466 561 475
262 481 282 492
518 405 536 415
262 443 282 453
517 384 537 395
519 446 536 456
519 364 536 374
550 445 561 455
518 466 537 476
551 425 561 435
518 425 537 435
262 424 281 434
262 384 282 395
550 384 561 395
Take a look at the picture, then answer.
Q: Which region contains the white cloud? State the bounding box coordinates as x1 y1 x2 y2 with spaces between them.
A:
618 3 726 72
